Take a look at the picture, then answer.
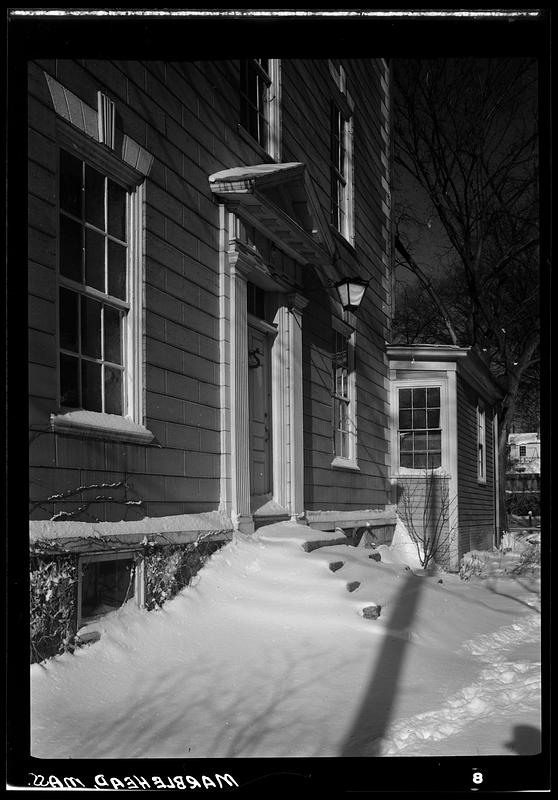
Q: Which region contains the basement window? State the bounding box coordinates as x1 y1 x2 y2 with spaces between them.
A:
78 552 141 624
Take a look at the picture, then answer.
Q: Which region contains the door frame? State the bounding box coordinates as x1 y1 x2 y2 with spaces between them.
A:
221 231 307 531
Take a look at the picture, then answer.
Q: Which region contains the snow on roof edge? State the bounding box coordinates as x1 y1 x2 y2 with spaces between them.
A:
508 432 540 444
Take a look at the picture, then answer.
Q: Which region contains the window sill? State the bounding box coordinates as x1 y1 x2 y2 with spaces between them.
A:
51 410 155 444
395 467 447 478
236 124 275 162
329 223 356 253
331 456 360 472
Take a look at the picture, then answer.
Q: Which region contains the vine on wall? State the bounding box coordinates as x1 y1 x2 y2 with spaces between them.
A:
30 554 78 664
30 537 228 663
144 541 224 611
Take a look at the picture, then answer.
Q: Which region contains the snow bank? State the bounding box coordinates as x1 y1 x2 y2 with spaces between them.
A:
376 516 423 568
31 520 541 760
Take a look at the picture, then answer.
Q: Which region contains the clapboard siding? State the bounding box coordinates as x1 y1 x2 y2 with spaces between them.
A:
28 59 227 519
291 58 390 511
28 56 392 521
456 375 496 555
28 56 59 496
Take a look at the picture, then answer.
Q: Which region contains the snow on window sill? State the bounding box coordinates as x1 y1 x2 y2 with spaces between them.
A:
51 410 155 444
395 466 448 478
331 456 360 472
236 124 275 162
329 222 356 252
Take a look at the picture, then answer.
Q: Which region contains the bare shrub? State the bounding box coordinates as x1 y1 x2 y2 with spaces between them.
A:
396 471 455 570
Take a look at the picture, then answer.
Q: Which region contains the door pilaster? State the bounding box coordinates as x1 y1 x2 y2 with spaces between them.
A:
287 293 308 519
228 252 253 532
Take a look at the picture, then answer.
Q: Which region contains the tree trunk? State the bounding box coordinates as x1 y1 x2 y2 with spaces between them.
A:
497 422 510 540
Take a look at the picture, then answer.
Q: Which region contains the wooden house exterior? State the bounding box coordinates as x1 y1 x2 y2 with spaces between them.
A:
27 57 393 650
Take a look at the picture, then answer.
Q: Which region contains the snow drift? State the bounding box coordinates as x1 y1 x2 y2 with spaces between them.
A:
31 520 541 759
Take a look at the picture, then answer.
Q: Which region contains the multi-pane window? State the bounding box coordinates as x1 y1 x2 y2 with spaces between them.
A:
240 59 272 150
329 61 353 240
332 329 353 460
330 100 348 232
58 149 129 415
477 404 486 482
398 387 442 469
519 445 527 459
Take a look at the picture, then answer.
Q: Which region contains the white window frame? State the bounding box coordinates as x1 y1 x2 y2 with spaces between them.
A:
239 58 282 160
51 122 150 443
477 402 487 483
57 151 130 415
392 377 449 477
331 316 358 470
329 61 354 244
77 550 144 628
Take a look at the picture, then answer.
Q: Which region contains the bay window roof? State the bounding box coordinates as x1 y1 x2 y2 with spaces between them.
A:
386 344 505 405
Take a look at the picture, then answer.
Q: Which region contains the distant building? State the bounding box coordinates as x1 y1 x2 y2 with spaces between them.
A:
507 432 541 474
505 432 540 520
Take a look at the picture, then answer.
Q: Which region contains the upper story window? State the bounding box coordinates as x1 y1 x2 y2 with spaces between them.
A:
240 59 281 159
332 322 357 467
519 444 527 459
329 61 354 242
477 403 487 482
398 386 442 470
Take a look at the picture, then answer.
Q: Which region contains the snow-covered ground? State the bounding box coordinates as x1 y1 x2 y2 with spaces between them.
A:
30 520 541 760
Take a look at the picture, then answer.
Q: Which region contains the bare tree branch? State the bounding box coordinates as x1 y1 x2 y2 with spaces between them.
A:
392 57 540 534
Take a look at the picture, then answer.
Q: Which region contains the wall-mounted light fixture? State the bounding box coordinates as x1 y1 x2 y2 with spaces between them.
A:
333 277 370 312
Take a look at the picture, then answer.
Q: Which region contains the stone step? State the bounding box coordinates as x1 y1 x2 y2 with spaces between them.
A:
329 561 345 572
302 535 350 553
346 580 361 593
362 605 381 619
